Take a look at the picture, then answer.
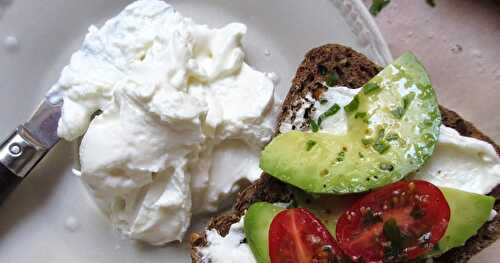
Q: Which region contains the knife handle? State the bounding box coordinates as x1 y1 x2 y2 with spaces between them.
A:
0 128 48 204
0 162 22 204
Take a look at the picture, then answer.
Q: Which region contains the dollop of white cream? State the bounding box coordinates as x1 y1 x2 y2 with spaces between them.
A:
54 0 275 245
413 125 500 195
200 216 256 263
312 86 359 134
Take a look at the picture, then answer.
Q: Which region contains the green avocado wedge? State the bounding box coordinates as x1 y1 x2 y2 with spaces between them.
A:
436 187 495 254
260 53 441 194
244 202 285 263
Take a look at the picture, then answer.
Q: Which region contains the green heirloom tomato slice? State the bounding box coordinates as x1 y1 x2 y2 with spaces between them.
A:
260 52 441 194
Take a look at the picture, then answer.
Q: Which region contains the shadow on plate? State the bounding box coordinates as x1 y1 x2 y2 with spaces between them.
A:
0 141 73 239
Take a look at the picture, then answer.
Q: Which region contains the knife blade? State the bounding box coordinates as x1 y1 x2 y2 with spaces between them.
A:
22 91 62 149
0 90 63 204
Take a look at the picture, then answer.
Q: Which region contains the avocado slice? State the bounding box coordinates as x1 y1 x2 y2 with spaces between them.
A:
261 53 441 194
436 187 495 253
244 202 285 263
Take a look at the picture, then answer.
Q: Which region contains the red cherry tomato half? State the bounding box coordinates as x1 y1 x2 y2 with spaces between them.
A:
336 180 450 262
269 208 344 263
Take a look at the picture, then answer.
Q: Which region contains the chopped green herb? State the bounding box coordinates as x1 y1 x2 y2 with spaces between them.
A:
310 119 319 132
422 133 436 147
358 152 364 158
375 128 386 141
361 138 373 145
363 83 381 95
390 93 415 119
383 219 403 244
344 96 359 113
319 98 328 105
373 129 390 154
318 65 327 75
391 106 405 119
305 140 317 151
426 0 436 7
370 0 391 16
325 72 339 87
403 92 416 110
336 150 346 162
373 141 390 154
379 162 394 171
318 104 341 125
385 132 400 141
383 218 408 258
354 112 367 119
419 119 434 129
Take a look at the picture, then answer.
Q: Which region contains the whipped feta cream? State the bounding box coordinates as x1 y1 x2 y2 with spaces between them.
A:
54 0 275 245
282 86 500 196
412 125 500 194
200 216 256 263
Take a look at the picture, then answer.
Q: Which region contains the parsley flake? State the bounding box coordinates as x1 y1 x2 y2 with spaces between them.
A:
318 104 341 125
355 112 367 119
391 106 405 119
363 83 381 94
310 119 319 132
344 95 360 113
370 0 391 16
305 140 317 151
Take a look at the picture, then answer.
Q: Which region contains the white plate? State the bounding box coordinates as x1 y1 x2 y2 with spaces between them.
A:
0 0 391 262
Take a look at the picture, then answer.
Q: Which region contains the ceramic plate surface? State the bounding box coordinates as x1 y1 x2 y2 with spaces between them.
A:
0 0 394 262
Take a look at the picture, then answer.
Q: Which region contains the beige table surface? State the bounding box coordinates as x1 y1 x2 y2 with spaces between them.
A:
364 0 500 142
362 0 500 261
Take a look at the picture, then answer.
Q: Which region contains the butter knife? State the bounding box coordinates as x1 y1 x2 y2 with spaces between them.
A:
0 91 62 204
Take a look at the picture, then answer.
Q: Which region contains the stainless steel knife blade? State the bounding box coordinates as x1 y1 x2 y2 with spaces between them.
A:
21 92 62 149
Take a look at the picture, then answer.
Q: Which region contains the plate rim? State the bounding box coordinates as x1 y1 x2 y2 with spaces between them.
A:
331 0 393 65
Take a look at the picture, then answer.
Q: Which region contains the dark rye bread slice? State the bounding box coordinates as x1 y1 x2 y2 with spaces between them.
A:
191 44 500 263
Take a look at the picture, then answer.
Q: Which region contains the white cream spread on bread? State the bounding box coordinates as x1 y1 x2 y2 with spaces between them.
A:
412 125 500 195
200 216 256 263
54 0 275 245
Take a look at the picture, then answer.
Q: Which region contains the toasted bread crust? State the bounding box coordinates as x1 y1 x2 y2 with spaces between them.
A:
191 44 500 263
